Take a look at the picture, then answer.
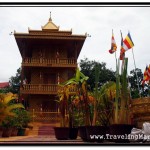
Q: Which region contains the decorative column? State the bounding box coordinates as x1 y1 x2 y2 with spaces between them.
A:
57 73 60 84
74 42 77 62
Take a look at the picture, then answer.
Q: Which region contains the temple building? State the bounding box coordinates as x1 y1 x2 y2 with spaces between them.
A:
14 15 86 122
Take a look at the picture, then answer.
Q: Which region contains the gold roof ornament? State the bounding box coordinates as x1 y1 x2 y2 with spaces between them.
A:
42 12 59 31
14 12 87 59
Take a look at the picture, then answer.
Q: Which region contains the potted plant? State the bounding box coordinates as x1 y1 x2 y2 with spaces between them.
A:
85 83 114 142
67 94 79 139
1 116 14 137
54 85 70 140
109 58 134 142
2 115 18 137
61 68 91 141
95 82 115 126
79 65 113 142
0 126 3 137
70 93 95 140
13 108 31 136
55 84 80 140
54 67 89 140
0 92 24 137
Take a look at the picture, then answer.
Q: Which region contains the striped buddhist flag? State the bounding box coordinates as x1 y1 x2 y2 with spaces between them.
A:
120 32 125 60
109 32 117 54
147 64 150 78
142 65 150 85
122 32 134 51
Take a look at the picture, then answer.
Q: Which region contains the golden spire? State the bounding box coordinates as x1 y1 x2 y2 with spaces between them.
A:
42 12 59 30
49 11 52 21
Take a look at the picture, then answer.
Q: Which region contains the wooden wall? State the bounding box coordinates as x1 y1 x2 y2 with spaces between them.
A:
31 46 68 59
30 68 74 84
28 95 58 112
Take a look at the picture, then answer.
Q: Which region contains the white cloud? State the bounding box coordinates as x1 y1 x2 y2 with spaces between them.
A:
0 6 150 82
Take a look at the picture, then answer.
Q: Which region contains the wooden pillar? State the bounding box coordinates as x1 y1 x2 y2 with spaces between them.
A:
75 42 77 60
21 66 24 86
21 47 26 84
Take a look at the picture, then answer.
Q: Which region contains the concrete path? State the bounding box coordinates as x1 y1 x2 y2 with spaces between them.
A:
0 135 86 145
0 135 150 145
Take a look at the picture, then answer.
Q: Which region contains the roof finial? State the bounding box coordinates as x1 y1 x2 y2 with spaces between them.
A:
49 11 52 21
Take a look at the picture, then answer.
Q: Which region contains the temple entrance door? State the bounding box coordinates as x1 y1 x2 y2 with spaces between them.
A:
42 100 57 112
41 99 59 123
42 100 51 112
42 96 57 112
43 73 56 84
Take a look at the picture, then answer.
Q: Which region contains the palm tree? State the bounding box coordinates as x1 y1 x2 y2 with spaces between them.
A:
0 92 24 125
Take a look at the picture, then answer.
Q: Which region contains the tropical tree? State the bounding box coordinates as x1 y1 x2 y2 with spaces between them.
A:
12 108 31 129
128 68 149 98
92 81 115 126
91 64 99 126
9 68 21 87
57 85 70 127
0 92 24 125
58 67 91 127
80 58 116 91
0 87 10 94
8 67 21 94
114 58 131 124
0 68 21 94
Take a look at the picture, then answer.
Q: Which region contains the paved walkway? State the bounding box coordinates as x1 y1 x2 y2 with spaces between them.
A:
0 135 86 145
0 135 150 145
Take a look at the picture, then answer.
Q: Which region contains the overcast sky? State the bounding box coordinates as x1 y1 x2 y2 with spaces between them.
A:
0 6 150 82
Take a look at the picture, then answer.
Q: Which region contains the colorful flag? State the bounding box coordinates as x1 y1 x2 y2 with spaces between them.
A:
142 65 150 85
120 32 125 60
147 64 150 78
122 32 134 52
120 32 134 60
109 32 117 54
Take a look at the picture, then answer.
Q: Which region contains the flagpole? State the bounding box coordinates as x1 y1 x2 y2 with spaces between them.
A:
115 51 117 63
132 48 137 70
131 48 141 97
120 30 124 74
111 29 119 123
149 66 150 97
127 72 132 99
112 29 118 72
148 83 150 97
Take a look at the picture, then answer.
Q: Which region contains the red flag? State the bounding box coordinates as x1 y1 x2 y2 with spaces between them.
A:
147 64 150 78
120 32 125 60
109 32 117 54
142 65 150 86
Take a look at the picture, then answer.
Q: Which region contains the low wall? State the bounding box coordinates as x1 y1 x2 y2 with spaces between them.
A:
131 97 150 128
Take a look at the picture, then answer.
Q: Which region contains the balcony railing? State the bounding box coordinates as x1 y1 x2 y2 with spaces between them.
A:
22 58 77 67
31 111 61 123
20 84 77 95
21 84 58 94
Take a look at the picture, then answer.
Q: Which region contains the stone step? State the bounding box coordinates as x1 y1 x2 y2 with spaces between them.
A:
28 123 58 136
38 126 55 135
28 127 39 136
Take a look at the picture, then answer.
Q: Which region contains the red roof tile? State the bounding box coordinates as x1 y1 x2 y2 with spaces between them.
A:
0 82 9 88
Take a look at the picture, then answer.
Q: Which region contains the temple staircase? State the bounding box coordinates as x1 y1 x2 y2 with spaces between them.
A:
28 122 59 136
